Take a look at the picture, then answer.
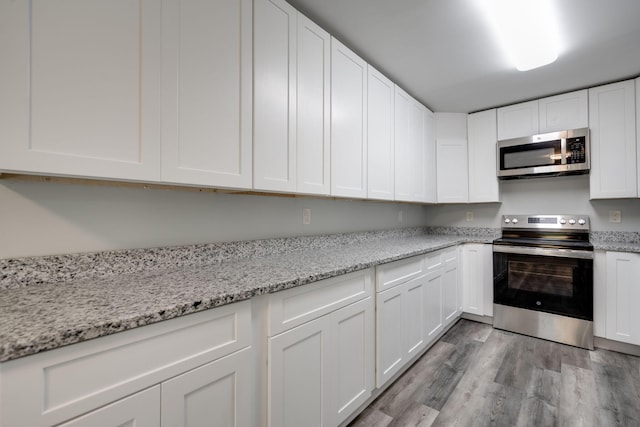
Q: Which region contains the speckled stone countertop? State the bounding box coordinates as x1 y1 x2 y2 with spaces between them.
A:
591 231 640 253
0 227 498 363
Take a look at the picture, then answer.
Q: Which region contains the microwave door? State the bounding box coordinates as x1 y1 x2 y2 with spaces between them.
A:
503 147 557 169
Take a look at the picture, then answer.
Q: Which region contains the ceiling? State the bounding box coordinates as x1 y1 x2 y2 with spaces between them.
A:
286 0 640 113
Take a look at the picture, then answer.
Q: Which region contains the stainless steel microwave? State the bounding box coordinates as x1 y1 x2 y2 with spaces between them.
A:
497 128 590 179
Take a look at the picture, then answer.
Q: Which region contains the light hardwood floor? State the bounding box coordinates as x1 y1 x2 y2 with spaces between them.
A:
348 319 640 426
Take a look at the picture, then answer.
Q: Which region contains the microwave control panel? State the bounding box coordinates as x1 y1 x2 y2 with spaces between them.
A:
566 137 586 164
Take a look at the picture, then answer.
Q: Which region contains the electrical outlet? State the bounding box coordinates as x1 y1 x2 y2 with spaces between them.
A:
466 211 474 222
398 210 404 223
302 208 311 225
609 210 621 223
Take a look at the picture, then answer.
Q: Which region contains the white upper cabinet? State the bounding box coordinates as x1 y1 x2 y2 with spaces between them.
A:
253 0 297 192
331 37 368 198
162 0 252 189
394 86 433 203
435 113 469 203
589 79 637 199
497 100 539 140
296 13 331 195
367 66 395 201
538 89 588 133
467 109 499 203
394 87 413 201
0 0 162 181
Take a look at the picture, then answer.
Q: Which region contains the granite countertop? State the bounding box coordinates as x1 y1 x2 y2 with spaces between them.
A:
0 228 497 363
590 231 640 253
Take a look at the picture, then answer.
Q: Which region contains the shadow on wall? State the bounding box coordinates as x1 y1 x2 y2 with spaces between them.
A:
0 178 429 258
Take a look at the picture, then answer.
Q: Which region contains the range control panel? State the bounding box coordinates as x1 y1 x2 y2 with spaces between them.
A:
501 214 589 230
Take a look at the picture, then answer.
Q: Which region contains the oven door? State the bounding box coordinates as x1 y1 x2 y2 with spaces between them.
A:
493 245 593 321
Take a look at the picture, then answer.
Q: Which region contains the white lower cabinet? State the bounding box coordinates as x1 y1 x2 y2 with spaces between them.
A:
267 269 375 427
461 244 493 317
605 251 640 345
442 248 460 326
58 386 161 427
376 274 427 387
375 249 460 389
161 347 254 427
0 301 253 427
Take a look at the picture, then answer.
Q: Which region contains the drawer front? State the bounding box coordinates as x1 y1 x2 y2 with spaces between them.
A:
268 268 374 336
443 246 458 264
0 301 251 427
424 250 444 272
376 255 424 292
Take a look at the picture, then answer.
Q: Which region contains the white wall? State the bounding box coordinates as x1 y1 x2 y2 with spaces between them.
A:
425 174 640 231
0 179 428 259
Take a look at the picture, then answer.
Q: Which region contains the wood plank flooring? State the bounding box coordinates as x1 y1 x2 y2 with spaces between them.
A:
348 319 640 427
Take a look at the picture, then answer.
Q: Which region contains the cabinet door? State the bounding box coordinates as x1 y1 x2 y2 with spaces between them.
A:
589 80 637 199
0 0 161 181
161 0 252 189
424 109 438 203
497 100 538 140
367 66 395 200
467 109 500 203
443 256 460 326
403 276 427 358
58 386 160 427
425 269 444 344
331 37 368 198
161 347 253 427
435 113 469 203
461 244 484 316
409 100 429 202
376 285 404 387
605 252 640 345
269 317 329 427
538 89 588 133
394 86 413 201
253 0 297 192
297 13 331 195
328 297 375 427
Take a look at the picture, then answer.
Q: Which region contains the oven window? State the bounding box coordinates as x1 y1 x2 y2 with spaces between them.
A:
507 260 574 297
504 147 556 169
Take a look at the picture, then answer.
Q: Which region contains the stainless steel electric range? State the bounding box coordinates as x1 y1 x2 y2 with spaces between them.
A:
493 214 594 350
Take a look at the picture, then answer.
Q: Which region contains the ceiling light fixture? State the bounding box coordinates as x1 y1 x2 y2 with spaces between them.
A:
477 0 560 71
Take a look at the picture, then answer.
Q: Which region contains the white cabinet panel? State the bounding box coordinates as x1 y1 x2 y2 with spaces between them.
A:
0 0 161 181
425 269 444 343
394 87 432 202
394 87 413 201
162 347 253 427
538 89 588 133
436 113 469 203
443 250 460 326
330 297 375 426
410 101 429 202
161 0 252 189
367 66 395 200
461 244 492 317
331 37 368 198
589 80 637 199
58 386 160 427
376 285 404 386
497 100 538 140
296 13 331 195
593 250 607 338
605 252 640 345
269 316 328 427
467 109 499 203
253 0 297 192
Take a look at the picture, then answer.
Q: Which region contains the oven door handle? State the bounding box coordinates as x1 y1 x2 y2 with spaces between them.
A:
493 245 594 259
